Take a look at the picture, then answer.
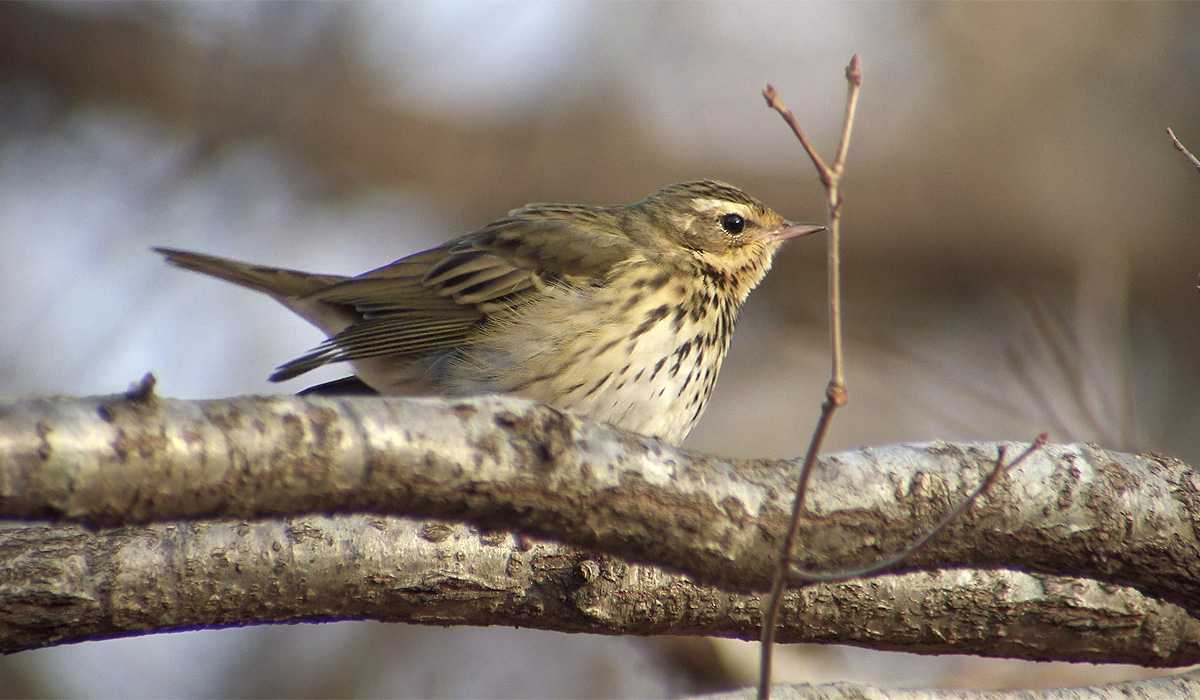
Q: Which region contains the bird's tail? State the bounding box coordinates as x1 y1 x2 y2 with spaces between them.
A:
154 247 347 299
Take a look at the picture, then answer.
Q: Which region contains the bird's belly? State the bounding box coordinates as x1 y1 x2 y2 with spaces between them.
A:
479 316 724 444
554 320 720 444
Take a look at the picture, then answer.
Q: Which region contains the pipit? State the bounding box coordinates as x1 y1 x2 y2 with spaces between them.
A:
157 180 822 444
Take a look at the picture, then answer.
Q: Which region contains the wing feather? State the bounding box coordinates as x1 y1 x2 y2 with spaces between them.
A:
273 210 637 384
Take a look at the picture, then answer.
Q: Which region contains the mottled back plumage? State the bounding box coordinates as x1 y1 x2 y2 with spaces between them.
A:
156 180 821 444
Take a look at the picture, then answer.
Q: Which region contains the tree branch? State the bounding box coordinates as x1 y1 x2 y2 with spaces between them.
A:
2 392 1199 618
709 671 1200 700
4 516 1199 665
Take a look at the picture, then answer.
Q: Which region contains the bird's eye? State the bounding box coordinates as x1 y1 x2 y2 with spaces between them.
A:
720 213 745 235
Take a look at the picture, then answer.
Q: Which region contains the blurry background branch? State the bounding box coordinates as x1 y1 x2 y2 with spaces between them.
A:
0 2 1195 280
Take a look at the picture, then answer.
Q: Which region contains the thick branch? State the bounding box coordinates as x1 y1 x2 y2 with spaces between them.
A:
1 393 1198 613
709 671 1200 700
3 516 1198 665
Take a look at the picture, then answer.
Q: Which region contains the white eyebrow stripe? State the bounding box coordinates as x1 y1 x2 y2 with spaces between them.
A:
690 199 754 218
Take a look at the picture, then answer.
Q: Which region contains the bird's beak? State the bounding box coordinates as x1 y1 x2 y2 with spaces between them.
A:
767 222 826 242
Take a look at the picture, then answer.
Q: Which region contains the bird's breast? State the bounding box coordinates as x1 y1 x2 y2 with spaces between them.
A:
448 266 740 444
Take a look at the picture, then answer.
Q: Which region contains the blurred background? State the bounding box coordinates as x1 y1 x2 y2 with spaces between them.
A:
1 1 1198 696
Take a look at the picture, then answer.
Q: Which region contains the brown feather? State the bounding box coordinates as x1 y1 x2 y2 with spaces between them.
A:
258 213 639 380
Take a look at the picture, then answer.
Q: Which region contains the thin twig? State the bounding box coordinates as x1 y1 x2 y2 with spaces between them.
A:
1174 125 1200 343
833 59 862 181
762 85 832 187
757 396 837 699
788 435 1047 584
757 54 860 700
827 55 860 389
1167 127 1200 173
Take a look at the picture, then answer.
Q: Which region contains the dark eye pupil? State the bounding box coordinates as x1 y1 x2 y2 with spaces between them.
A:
720 213 745 234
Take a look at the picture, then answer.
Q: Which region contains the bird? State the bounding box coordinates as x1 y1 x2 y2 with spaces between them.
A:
156 179 822 445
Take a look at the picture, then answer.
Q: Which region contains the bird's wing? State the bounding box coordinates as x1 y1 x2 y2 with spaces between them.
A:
270 209 636 382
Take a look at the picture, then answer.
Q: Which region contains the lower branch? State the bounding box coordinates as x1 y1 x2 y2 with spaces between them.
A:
3 516 1198 665
706 671 1200 700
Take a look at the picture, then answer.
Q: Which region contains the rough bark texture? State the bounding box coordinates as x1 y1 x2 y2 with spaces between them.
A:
2 392 1197 602
703 670 1200 700
1 390 1198 668
3 517 1198 665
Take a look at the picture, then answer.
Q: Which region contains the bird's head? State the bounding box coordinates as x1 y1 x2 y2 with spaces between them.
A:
631 179 824 297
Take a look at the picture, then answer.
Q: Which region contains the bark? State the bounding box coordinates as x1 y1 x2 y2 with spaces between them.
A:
3 517 1198 665
1 389 1198 666
703 670 1200 700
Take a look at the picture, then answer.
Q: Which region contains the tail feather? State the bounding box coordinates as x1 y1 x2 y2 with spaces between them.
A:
156 247 444 390
154 247 346 299
270 347 335 382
